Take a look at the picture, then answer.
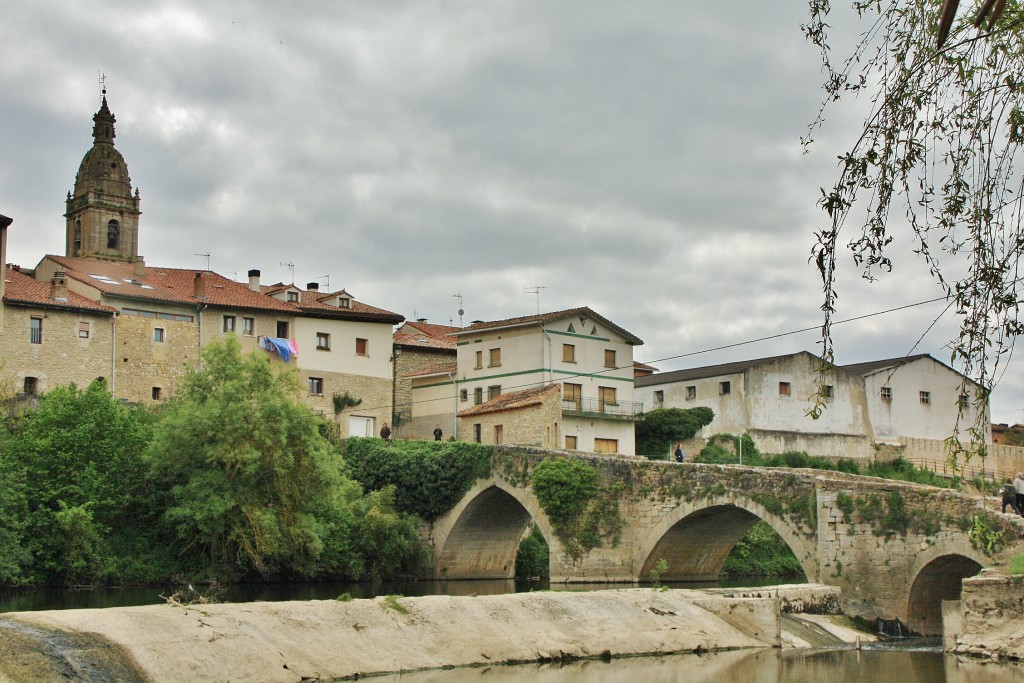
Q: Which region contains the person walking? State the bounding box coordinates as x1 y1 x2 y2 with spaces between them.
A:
433 426 443 441
1002 478 1022 515
1014 471 1024 516
674 446 685 463
380 422 392 441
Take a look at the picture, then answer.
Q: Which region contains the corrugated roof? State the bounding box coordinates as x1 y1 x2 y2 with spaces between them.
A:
459 384 561 417
4 266 116 314
841 354 932 376
453 306 643 345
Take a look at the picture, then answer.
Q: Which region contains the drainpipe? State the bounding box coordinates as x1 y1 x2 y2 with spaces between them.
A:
197 304 206 371
448 371 459 440
540 322 552 387
110 311 119 394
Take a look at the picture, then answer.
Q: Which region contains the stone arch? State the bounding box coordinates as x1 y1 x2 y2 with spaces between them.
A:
432 478 556 580
634 495 818 583
905 541 985 635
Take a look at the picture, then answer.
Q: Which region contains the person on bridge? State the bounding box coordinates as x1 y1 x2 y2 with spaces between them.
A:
674 446 685 463
1014 472 1024 516
1002 478 1022 515
433 426 443 441
380 422 392 441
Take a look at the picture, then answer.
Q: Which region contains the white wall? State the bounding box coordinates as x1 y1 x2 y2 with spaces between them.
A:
294 318 393 379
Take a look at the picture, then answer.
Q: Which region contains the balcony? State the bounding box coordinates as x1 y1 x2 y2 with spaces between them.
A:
562 397 643 420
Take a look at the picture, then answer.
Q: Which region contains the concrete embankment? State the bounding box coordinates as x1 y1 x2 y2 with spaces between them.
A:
0 585 845 682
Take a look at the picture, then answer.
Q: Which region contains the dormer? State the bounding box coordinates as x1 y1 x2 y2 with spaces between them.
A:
269 284 303 304
319 288 354 309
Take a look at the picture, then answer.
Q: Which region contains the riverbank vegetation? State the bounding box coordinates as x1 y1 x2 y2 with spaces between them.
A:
0 338 428 588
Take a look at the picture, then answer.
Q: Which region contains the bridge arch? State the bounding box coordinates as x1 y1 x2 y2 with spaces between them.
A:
905 541 985 635
431 477 557 580
634 495 819 583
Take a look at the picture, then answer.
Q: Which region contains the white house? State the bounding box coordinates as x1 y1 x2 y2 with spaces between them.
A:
440 307 644 454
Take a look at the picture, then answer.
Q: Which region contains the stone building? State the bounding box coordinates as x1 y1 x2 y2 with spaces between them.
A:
393 319 459 439
1 95 403 432
411 307 643 454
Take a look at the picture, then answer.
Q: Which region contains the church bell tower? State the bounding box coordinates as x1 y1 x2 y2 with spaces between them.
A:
64 92 141 262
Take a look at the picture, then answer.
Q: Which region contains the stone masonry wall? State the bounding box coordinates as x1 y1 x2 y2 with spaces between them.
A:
394 349 454 437
114 315 199 404
947 574 1024 660
458 393 562 448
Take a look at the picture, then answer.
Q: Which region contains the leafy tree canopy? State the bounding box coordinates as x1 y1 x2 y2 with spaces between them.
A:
803 1 1024 464
635 407 715 458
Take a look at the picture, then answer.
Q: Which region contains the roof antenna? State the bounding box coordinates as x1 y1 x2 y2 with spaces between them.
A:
453 293 464 328
280 261 295 283
524 286 546 315
315 274 330 290
194 252 210 271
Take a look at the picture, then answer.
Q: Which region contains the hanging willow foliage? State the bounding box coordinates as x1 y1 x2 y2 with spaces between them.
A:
803 1 1024 469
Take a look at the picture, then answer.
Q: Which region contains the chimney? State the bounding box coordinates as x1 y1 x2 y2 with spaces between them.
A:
193 271 207 300
417 317 427 323
248 269 261 292
51 271 69 302
133 256 146 278
307 281 319 291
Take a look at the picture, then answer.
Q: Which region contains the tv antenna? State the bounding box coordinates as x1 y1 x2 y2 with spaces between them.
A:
453 293 464 327
524 286 546 315
194 252 211 271
315 274 330 290
280 261 295 283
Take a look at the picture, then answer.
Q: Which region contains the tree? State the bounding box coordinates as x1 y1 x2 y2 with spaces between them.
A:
803 1 1024 467
1 379 153 585
146 337 360 580
635 407 715 458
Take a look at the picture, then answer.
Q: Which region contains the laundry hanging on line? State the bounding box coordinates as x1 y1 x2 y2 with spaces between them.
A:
259 336 300 363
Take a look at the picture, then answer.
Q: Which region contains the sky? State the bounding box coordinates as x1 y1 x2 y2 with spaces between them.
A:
1 1 1021 425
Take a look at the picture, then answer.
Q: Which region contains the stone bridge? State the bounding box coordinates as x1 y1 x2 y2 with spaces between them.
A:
427 446 1024 635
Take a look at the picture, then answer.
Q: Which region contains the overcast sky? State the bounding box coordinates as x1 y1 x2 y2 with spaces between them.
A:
2 1 1021 425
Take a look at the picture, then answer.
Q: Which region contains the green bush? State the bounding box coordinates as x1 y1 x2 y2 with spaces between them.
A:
1009 553 1024 576
515 524 549 579
635 407 714 458
344 438 492 521
723 521 804 577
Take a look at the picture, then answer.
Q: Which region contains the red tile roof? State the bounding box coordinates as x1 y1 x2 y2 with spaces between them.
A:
458 384 561 417
4 266 115 314
394 320 459 351
405 360 457 378
454 306 643 345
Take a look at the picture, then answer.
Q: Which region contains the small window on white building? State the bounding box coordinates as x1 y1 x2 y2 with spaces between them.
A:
355 338 368 355
686 385 696 400
317 332 331 350
604 349 616 368
779 382 791 396
489 348 501 367
822 385 833 399
460 388 468 402
475 350 483 369
653 390 664 405
881 387 892 401
473 387 483 405
919 391 930 404
720 381 731 396
959 394 970 408
287 290 299 302
565 435 578 450
488 385 501 400
562 344 576 363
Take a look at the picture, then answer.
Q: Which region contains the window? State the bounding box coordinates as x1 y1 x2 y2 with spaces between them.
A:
79 322 90 339
152 387 162 401
29 317 42 344
919 391 931 405
488 385 501 401
106 219 119 249
562 344 576 363
653 390 664 405
488 348 501 367
460 388 468 402
959 394 970 408
473 423 482 443
339 297 350 308
309 377 324 396
565 435 578 450
74 220 82 254
822 385 834 399
355 338 368 356
779 382 791 396
317 332 331 350
276 321 289 338
881 386 892 401
563 382 582 409
474 350 483 369
243 317 255 336
474 387 483 405
598 386 617 410
223 315 236 333
287 290 299 302
494 425 504 445
23 377 38 396
594 438 618 454
686 385 696 400
604 349 616 368
153 327 165 343
720 381 731 396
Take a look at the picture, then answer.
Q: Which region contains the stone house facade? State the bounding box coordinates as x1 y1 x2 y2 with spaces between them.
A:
393 319 459 439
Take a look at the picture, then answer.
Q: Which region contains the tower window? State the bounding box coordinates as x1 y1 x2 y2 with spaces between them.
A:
74 220 82 254
107 219 120 249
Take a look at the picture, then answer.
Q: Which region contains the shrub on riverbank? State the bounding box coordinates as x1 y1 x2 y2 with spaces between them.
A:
722 521 804 577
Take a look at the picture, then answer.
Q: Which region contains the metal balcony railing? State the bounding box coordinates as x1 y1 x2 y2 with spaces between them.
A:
562 397 643 420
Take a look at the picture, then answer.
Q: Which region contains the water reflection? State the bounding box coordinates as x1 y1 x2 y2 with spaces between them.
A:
369 651 1021 683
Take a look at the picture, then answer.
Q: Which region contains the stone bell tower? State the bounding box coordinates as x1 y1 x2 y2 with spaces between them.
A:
64 91 141 262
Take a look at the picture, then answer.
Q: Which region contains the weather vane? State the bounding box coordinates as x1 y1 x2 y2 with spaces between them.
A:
98 70 107 96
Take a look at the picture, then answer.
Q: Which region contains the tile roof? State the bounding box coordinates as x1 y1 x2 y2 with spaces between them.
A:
633 360 657 372
4 266 115 314
405 360 457 378
454 306 643 345
841 354 932 376
635 352 816 387
394 321 459 351
298 289 404 324
458 384 561 417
